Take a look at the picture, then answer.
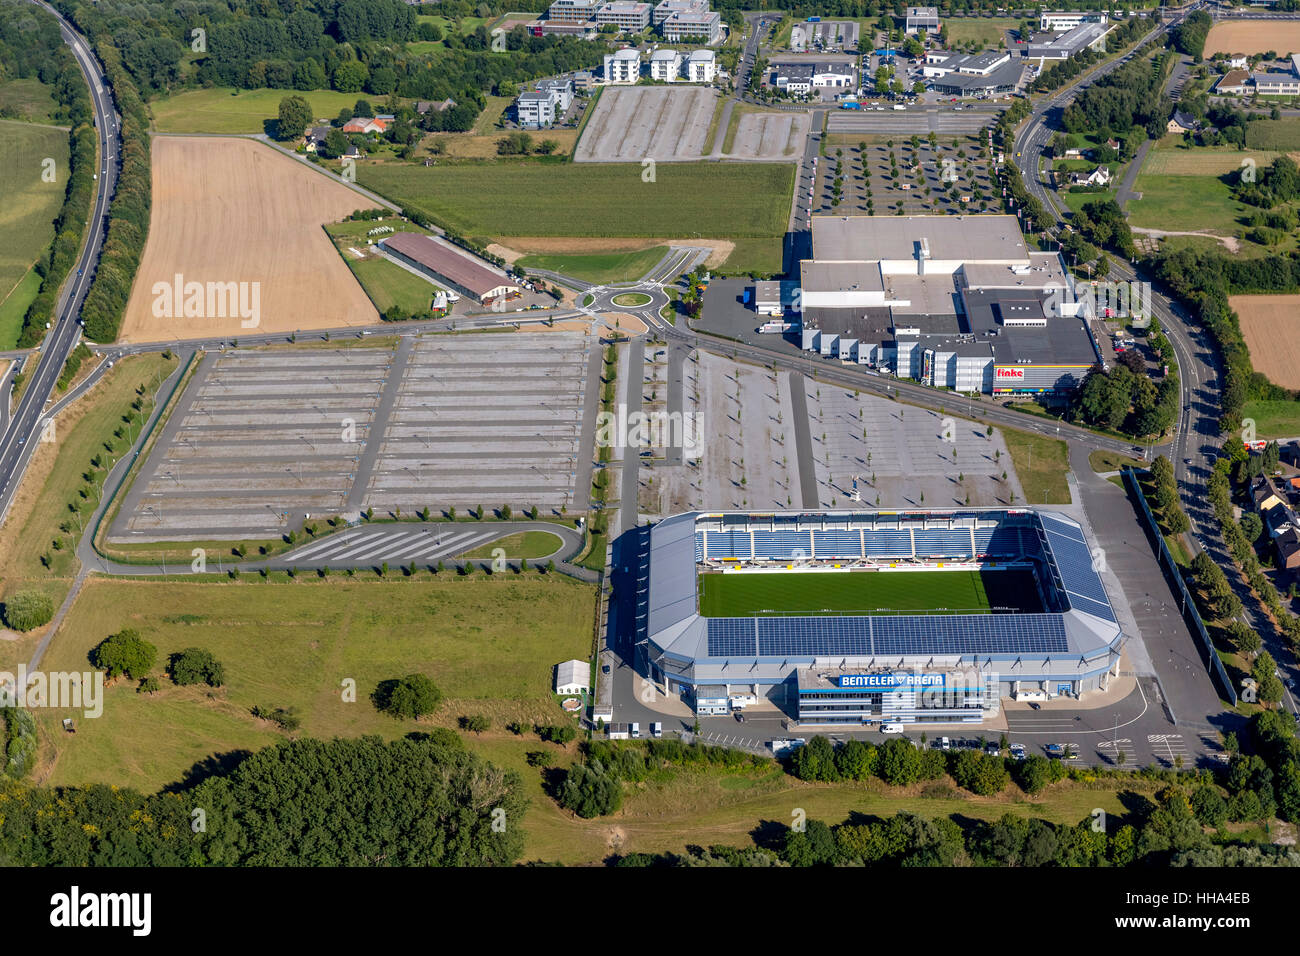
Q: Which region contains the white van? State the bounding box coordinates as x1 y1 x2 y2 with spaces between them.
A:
650 722 663 738
881 722 905 734
939 736 951 751
629 722 641 738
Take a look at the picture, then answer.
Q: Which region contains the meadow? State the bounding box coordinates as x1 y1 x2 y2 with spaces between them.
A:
357 161 796 241
0 120 70 328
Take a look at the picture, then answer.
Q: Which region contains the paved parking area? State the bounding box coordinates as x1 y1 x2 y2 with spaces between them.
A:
574 86 719 162
638 349 802 515
366 332 592 517
726 110 810 160
110 332 596 541
828 109 997 136
803 383 1026 508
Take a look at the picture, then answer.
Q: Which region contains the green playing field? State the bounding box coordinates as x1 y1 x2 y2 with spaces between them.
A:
696 568 1042 617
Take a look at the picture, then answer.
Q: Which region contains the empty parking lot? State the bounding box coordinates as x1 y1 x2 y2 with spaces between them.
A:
110 331 596 541
575 86 719 162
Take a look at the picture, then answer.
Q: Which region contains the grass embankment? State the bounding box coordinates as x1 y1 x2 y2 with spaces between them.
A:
0 121 71 333
517 246 668 284
0 353 178 672
1242 399 1300 439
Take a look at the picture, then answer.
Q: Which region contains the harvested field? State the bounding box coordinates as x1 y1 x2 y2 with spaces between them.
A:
1205 21 1300 56
1231 293 1300 389
119 137 379 343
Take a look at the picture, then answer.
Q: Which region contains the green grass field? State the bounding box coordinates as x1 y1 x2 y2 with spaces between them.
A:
1002 427 1070 505
35 574 595 792
1245 118 1300 151
324 220 445 314
941 16 1018 47
697 568 1042 616
1128 143 1255 236
149 87 376 134
357 161 796 240
1242 399 1300 438
0 78 60 123
517 245 668 283
0 120 69 312
0 266 41 349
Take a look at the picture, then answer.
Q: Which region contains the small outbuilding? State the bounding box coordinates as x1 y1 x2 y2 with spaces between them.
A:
554 659 591 696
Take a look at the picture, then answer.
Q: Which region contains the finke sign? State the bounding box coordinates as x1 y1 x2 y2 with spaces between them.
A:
994 366 1025 381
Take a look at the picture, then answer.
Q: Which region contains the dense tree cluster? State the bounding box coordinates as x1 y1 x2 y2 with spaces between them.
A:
1063 51 1174 141
1 589 55 632
0 734 526 866
1070 362 1177 439
1171 9 1212 61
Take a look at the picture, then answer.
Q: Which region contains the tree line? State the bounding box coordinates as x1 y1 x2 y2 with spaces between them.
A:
55 0 153 344
0 733 526 866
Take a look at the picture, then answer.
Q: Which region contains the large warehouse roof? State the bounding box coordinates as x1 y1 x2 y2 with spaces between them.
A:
809 214 1031 264
382 232 515 299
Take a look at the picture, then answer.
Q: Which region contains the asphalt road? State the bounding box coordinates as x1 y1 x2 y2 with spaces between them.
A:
0 1 120 525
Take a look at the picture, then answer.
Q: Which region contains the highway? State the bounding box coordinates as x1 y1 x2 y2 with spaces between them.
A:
0 0 121 525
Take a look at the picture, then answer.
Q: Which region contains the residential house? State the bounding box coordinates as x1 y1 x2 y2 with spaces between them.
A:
342 116 386 134
416 98 456 114
1069 165 1111 187
1166 109 1197 134
304 125 331 152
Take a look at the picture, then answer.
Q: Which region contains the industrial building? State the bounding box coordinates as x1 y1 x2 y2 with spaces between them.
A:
1023 21 1110 60
636 509 1124 724
905 6 941 34
380 233 519 304
1039 10 1103 31
773 61 855 94
794 215 1101 396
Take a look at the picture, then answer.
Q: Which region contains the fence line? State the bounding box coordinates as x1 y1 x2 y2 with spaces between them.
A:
1123 466 1236 707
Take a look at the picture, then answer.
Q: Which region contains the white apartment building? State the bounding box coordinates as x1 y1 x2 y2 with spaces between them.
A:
650 47 684 80
686 48 717 82
604 47 642 83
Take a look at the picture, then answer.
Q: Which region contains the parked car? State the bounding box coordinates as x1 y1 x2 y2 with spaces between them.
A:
1009 743 1027 761
880 722 904 734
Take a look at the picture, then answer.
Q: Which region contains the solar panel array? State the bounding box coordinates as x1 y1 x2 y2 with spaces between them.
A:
706 613 1069 657
1037 513 1115 623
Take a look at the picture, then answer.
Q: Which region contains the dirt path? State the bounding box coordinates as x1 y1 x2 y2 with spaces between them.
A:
1129 226 1240 254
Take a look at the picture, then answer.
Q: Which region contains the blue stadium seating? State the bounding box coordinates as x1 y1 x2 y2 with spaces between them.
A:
862 529 914 557
752 530 812 560
912 529 973 557
812 530 863 559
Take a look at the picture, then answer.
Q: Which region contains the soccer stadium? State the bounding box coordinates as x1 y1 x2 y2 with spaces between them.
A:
637 509 1124 726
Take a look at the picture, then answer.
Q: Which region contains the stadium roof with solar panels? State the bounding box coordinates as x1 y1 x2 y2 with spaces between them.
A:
642 509 1123 690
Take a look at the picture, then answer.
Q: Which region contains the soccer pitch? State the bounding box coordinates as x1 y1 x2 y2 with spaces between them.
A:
697 569 1043 617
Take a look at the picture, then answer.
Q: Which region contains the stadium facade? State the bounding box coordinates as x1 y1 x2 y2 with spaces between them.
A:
638 509 1124 726
795 215 1103 397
